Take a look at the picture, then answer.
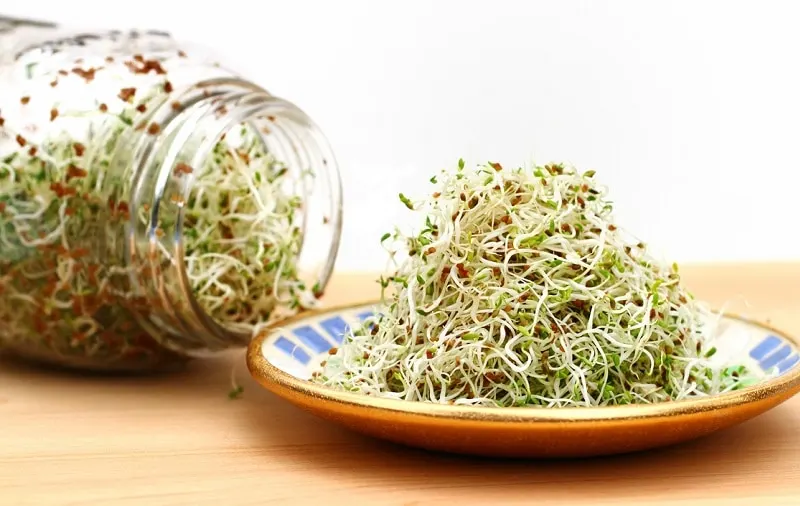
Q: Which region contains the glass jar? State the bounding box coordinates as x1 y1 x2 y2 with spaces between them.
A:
0 16 343 372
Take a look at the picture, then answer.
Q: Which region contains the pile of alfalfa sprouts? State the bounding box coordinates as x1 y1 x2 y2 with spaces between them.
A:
315 160 755 407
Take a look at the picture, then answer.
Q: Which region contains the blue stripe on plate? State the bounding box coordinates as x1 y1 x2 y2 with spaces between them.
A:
749 335 782 360
274 336 311 364
293 325 332 353
319 316 350 344
778 354 800 374
357 311 375 321
760 345 793 370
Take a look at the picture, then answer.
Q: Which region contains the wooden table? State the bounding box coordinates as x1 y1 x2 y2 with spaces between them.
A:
2 264 800 505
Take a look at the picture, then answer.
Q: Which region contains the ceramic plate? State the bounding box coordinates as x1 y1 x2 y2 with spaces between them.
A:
247 302 800 458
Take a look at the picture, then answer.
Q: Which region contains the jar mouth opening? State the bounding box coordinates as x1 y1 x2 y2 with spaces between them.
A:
128 78 342 350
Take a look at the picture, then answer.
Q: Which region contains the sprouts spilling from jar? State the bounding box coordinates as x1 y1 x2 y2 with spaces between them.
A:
0 32 321 369
315 161 758 407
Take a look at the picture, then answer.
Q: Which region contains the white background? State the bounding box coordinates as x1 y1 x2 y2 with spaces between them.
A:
4 0 799 272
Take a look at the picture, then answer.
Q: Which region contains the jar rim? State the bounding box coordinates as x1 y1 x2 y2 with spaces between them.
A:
127 78 343 351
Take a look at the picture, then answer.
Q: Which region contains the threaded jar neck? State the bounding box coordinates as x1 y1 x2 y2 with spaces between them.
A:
123 77 342 353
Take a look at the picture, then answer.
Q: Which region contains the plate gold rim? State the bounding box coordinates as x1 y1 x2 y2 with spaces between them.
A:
247 300 800 423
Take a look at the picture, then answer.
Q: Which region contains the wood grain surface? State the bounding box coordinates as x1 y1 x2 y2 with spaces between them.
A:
1 264 799 505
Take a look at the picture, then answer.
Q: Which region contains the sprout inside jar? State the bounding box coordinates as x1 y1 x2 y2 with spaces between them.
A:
0 18 342 372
